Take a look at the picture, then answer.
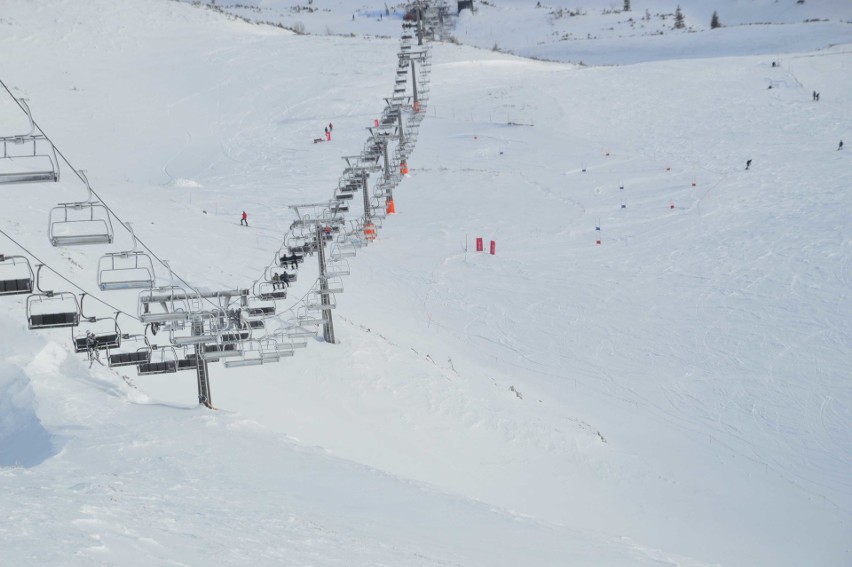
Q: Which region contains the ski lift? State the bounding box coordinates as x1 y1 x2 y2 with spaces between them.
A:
108 346 151 367
0 254 35 296
26 265 80 329
270 329 303 356
307 290 336 311
138 285 191 325
325 258 350 278
137 346 179 375
107 324 154 367
176 348 199 372
329 243 357 261
282 323 317 338
201 340 244 362
243 290 277 318
97 223 156 290
296 305 328 327
0 99 60 185
255 271 289 301
71 295 121 353
219 320 252 343
320 275 344 294
48 171 114 247
223 338 280 368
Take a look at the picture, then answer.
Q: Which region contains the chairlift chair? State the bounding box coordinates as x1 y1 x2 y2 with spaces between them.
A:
329 243 357 261
0 99 60 185
201 340 244 362
307 290 336 311
137 346 179 375
223 338 280 368
321 275 345 294
256 266 291 301
108 346 152 367
97 223 156 290
244 296 277 319
281 323 317 338
0 254 35 296
325 259 351 278
176 349 199 371
219 320 252 343
138 286 191 325
71 296 121 353
296 310 327 328
48 171 114 247
270 329 304 355
26 265 80 329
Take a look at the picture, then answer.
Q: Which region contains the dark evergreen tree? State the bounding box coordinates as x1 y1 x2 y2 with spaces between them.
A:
674 6 685 29
710 11 721 29
623 0 631 12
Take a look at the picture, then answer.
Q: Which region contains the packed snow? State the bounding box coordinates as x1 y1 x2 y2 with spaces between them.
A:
1 0 850 565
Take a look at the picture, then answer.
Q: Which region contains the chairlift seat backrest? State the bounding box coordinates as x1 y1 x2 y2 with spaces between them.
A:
137 361 177 375
0 277 33 295
176 356 199 371
74 332 120 353
108 349 151 367
246 306 276 317
29 311 79 329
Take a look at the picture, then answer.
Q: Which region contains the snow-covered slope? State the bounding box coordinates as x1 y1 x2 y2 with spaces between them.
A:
1 0 850 566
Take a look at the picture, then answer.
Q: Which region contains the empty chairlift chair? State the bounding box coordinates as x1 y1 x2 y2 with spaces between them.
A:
0 99 60 185
321 275 344 294
48 170 114 247
0 254 35 296
97 223 156 290
223 338 280 368
26 265 80 329
108 344 152 368
107 323 159 367
307 289 336 312
138 285 192 325
137 346 179 375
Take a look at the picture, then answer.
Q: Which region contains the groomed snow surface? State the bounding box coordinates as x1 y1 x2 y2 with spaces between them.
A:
1 1 850 565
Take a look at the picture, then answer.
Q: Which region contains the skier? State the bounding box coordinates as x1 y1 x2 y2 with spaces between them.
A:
838 140 844 151
241 211 248 226
745 159 752 170
328 122 333 133
85 331 99 367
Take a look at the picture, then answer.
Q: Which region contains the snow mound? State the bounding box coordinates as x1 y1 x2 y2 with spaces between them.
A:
0 362 56 468
167 177 203 188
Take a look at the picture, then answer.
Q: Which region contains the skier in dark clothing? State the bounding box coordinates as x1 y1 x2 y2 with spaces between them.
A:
85 331 99 367
746 159 752 170
328 122 333 132
241 211 248 226
838 140 844 151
